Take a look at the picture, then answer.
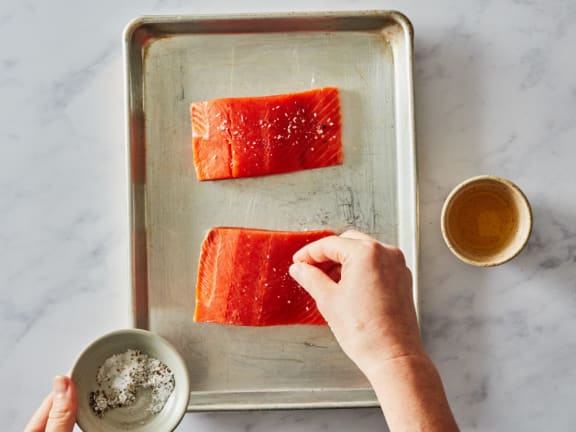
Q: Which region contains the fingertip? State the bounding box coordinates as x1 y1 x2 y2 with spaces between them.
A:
51 375 77 410
52 376 69 398
292 247 308 263
46 376 77 432
289 261 334 301
288 262 304 279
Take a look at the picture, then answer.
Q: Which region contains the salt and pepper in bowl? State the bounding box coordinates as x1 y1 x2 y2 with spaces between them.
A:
71 329 190 432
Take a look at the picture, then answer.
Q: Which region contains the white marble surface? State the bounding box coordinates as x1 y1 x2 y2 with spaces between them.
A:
1 0 575 430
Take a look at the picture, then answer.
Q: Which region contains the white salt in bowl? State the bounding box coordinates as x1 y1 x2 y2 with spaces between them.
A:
71 329 190 432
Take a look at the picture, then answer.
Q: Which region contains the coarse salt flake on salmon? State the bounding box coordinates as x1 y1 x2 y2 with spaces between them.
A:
194 227 332 326
190 87 343 181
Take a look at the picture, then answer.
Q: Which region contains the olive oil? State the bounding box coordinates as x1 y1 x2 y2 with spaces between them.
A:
449 188 518 258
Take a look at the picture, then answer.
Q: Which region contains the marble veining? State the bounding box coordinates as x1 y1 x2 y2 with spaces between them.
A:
1 0 576 431
47 44 118 113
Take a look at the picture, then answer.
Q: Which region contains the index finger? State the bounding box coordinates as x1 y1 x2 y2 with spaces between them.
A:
293 235 358 265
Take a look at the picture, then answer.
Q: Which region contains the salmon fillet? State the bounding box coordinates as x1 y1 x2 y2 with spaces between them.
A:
190 87 343 181
194 227 332 326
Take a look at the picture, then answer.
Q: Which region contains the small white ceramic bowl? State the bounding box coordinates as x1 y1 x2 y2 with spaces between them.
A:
71 329 189 432
441 175 532 267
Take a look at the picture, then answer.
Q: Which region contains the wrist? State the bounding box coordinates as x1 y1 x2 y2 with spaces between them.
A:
364 352 459 432
360 350 433 383
349 322 426 378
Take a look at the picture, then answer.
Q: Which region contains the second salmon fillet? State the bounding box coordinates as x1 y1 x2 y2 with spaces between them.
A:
194 227 332 326
190 87 343 181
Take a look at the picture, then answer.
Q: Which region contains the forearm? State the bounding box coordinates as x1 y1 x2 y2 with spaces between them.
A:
364 354 459 432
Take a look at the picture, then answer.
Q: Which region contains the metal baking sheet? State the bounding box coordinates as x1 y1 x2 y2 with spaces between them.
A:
124 10 418 411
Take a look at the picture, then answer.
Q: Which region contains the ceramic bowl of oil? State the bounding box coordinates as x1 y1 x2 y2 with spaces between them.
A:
441 175 532 267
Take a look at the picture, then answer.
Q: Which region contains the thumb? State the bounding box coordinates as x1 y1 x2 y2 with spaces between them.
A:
46 376 77 432
289 262 335 303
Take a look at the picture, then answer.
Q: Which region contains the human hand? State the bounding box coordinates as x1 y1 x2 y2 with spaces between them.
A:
25 376 77 432
289 230 423 375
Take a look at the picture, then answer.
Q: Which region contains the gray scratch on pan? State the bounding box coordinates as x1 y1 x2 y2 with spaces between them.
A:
178 64 185 101
266 338 331 349
234 354 304 364
338 185 362 226
304 341 330 349
316 208 330 226
369 157 378 232
355 64 368 86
